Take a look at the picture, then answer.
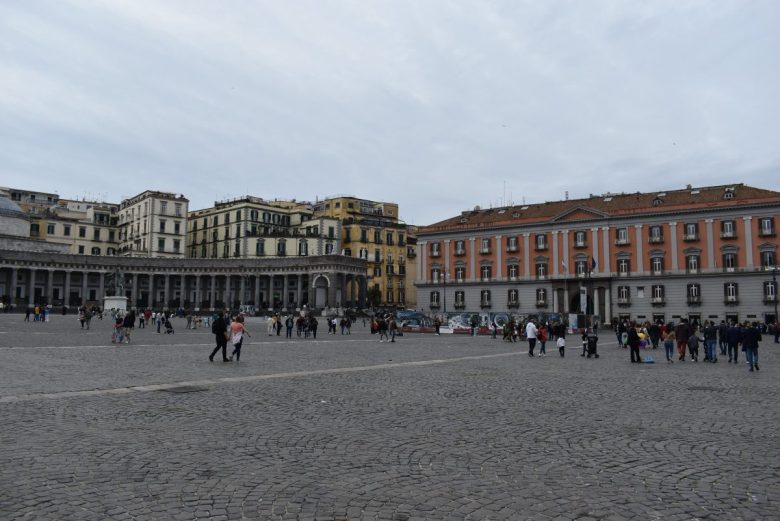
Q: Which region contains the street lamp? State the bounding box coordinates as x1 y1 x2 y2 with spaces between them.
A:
442 268 447 315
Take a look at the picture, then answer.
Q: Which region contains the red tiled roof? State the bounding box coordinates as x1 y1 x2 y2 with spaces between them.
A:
421 184 780 233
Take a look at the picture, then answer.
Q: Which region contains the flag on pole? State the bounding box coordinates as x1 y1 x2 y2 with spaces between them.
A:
561 261 568 273
591 257 598 272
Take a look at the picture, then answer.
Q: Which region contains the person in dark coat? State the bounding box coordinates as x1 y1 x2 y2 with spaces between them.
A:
674 319 691 361
726 322 743 363
209 311 230 362
742 322 761 372
627 323 641 363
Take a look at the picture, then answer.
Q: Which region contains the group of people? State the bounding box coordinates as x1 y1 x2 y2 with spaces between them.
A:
617 318 763 371
24 304 52 322
369 316 398 342
209 310 251 362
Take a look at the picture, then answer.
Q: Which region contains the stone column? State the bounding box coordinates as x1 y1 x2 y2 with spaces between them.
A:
179 274 186 308
80 270 87 306
132 274 138 306
195 274 201 308
562 230 570 275
29 268 37 307
469 238 476 281
149 274 155 308
551 231 559 276
63 270 71 307
240 274 246 307
669 222 679 271
593 287 600 321
163 274 170 309
523 233 530 279
743 216 754 268
255 274 261 307
9 267 18 308
45 270 54 304
634 225 644 274
282 274 289 309
604 287 611 324
495 235 503 280
602 227 610 275
327 272 337 307
269 274 276 307
297 274 303 307
444 239 451 278
705 219 715 271
98 272 105 301
210 275 216 309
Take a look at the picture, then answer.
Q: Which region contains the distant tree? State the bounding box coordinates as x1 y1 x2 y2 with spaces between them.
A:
367 285 381 308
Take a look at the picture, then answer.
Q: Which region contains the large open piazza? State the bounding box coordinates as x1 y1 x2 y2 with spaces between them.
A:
0 313 778 520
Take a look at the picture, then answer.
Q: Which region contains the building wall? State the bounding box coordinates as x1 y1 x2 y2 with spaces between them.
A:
416 186 780 324
118 191 188 257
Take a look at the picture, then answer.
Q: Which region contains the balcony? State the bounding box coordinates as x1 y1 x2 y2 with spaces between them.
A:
480 247 491 254
725 296 739 305
407 250 416 258
617 297 631 307
481 276 492 283
430 302 440 309
480 300 492 308
507 301 519 309
615 239 630 246
648 236 664 244
454 302 465 309
720 231 737 239
759 228 776 238
764 295 777 304
573 240 587 249
651 297 666 306
535 300 548 308
683 233 699 242
454 249 466 256
506 245 519 253
535 244 548 251
430 251 440 258
687 296 701 305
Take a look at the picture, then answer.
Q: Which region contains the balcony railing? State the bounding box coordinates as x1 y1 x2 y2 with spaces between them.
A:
430 251 440 257
430 302 440 309
535 244 548 251
758 228 776 237
651 297 665 306
764 295 777 304
615 237 630 246
574 240 587 248
724 296 739 305
454 302 465 309
687 296 701 305
617 297 631 306
648 236 664 244
480 247 491 254
480 300 491 308
455 249 466 256
535 300 548 308
507 301 519 308
720 231 737 239
506 245 519 252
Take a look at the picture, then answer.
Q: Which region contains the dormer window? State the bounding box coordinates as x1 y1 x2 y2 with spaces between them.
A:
724 192 734 200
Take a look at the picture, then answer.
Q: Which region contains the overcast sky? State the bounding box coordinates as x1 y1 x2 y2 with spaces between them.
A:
1 1 778 225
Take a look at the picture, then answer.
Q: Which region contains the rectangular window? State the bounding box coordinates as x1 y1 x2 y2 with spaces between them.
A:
687 255 699 273
79 226 86 238
174 203 182 217
617 259 630 275
47 223 55 234
431 267 441 283
507 264 519 280
616 228 629 245
576 260 587 276
481 265 492 281
649 226 663 243
108 230 115 242
724 282 738 302
535 234 547 250
536 263 547 279
480 238 491 254
617 286 630 303
480 289 491 307
652 285 665 303
759 217 775 236
159 220 166 233
430 291 440 307
507 236 518 252
536 288 547 304
651 257 663 275
508 289 519 306
574 231 587 247
431 242 440 257
455 240 465 255
761 251 776 268
687 283 701 302
63 225 71 236
329 227 335 239
721 220 736 238
173 239 180 253
360 229 368 242
160 201 168 214
455 266 465 282
454 290 465 308
174 222 181 234
764 281 777 302
93 229 100 241
723 253 737 272
684 223 699 240
386 232 393 245
158 238 165 252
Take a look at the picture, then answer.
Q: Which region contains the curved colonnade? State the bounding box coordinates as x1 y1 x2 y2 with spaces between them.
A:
0 249 368 312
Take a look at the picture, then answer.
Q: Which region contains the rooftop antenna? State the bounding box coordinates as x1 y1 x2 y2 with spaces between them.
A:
565 191 569 201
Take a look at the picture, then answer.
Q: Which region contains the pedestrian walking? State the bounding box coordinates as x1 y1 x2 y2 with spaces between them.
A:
209 311 230 362
628 323 641 363
663 331 675 363
285 315 293 338
538 323 548 357
229 315 251 362
525 320 538 357
557 336 565 357
742 321 761 372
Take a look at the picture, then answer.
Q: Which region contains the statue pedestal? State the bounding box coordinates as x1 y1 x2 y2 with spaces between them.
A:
103 296 128 312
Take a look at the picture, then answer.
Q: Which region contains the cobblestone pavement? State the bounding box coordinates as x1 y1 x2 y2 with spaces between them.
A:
1 314 778 520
